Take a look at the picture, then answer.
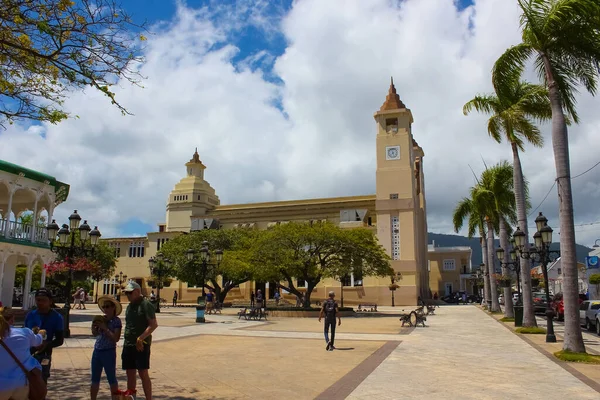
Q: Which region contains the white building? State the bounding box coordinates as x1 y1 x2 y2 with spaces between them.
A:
0 159 70 308
532 257 587 295
586 244 600 299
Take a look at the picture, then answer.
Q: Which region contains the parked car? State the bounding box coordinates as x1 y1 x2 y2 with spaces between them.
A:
551 293 586 321
532 292 553 314
579 300 600 331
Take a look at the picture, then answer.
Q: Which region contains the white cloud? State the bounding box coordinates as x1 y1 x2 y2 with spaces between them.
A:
0 0 598 246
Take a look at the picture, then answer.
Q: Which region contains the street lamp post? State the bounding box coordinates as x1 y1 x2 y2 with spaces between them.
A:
114 271 128 301
186 241 223 323
473 267 484 302
389 272 402 307
496 244 521 306
513 212 560 343
148 252 172 313
46 210 101 338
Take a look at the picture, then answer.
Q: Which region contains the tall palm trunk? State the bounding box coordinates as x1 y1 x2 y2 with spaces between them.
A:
511 142 537 327
482 236 490 307
542 55 585 353
487 218 501 312
499 218 514 318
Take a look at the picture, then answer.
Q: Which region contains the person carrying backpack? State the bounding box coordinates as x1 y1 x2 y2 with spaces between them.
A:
318 291 341 351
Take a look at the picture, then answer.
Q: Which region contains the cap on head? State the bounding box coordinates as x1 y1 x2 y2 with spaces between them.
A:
328 291 335 298
123 281 141 292
35 288 53 299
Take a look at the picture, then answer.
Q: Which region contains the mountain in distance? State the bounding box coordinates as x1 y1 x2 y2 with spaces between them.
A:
428 232 592 267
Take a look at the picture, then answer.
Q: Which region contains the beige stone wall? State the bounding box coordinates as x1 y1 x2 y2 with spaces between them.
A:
427 249 471 297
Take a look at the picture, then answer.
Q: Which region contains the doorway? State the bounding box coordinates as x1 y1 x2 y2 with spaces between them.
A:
444 283 453 296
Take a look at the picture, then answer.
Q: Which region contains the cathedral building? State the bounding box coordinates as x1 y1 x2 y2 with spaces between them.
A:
101 80 473 306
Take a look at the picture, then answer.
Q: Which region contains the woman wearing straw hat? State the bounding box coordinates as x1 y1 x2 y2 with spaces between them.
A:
91 296 123 400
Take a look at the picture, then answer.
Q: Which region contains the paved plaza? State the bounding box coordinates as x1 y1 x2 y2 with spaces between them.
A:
43 305 599 399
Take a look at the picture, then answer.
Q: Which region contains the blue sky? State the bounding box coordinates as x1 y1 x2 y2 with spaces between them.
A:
117 0 472 236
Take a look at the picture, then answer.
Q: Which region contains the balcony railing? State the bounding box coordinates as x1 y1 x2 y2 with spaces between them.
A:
0 219 49 247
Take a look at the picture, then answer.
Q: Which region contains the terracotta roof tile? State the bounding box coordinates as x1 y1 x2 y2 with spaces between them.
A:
379 77 406 111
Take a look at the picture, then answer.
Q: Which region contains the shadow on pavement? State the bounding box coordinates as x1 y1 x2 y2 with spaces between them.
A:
47 368 233 400
334 347 355 351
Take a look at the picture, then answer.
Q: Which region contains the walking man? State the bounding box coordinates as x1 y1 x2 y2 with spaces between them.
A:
24 288 64 382
121 282 158 400
250 291 255 308
318 291 341 351
172 290 178 307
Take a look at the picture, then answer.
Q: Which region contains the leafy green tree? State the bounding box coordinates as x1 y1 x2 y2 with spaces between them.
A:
453 195 490 306
463 79 550 322
492 0 600 353
18 212 47 228
160 229 257 303
47 240 116 301
0 0 145 127
251 222 392 307
474 162 518 316
590 274 600 298
14 263 42 291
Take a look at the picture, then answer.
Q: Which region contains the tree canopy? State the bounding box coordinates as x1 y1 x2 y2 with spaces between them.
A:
0 0 145 127
159 229 258 303
251 222 392 307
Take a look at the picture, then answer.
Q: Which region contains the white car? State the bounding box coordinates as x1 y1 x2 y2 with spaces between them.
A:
579 300 600 332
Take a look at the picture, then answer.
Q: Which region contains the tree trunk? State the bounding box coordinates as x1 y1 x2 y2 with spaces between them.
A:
511 141 537 327
499 218 514 318
542 54 585 352
487 219 501 312
481 235 490 307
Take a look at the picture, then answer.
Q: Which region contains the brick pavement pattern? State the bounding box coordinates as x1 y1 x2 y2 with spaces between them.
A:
43 306 599 399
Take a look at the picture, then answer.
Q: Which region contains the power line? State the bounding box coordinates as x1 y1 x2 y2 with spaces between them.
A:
572 160 600 179
528 181 556 218
527 159 600 217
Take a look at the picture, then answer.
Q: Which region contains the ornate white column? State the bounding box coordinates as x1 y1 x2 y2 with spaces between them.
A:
30 194 40 243
0 252 6 303
4 186 15 237
22 254 36 310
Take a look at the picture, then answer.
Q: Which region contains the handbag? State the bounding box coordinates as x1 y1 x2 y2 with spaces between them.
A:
0 339 48 400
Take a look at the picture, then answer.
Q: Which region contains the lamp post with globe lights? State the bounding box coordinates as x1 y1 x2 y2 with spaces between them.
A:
46 210 101 338
186 241 223 323
495 243 522 306
512 212 560 343
114 271 128 301
148 252 172 313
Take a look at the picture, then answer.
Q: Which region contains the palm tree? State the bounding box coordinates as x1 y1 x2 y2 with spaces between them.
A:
453 196 490 307
476 162 519 317
463 81 549 325
492 0 600 353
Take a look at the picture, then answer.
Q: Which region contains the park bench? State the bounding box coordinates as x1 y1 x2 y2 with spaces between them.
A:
358 303 378 312
399 307 427 327
206 302 222 315
237 307 267 321
237 307 249 319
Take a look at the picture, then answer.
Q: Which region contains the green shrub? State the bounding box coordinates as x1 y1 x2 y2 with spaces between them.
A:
516 327 546 334
554 350 600 364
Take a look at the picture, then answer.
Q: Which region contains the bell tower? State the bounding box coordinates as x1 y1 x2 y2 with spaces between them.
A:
374 78 426 304
165 149 220 232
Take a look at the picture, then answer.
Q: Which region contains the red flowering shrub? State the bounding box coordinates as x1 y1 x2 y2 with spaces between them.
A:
44 257 101 276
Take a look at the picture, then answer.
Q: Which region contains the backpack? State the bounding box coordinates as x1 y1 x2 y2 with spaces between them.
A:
324 299 336 316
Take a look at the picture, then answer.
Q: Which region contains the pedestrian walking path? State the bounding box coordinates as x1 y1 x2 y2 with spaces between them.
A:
345 306 597 400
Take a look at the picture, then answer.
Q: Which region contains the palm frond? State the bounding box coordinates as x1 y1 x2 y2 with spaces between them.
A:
492 43 534 95
463 95 499 116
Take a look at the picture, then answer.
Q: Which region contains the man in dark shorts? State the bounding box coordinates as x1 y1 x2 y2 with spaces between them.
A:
318 291 341 351
122 282 158 400
24 288 64 382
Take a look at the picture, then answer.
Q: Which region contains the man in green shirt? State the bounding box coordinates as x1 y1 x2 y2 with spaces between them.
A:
122 281 158 400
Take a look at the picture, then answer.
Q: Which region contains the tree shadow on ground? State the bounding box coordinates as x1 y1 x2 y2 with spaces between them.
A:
47 368 236 400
